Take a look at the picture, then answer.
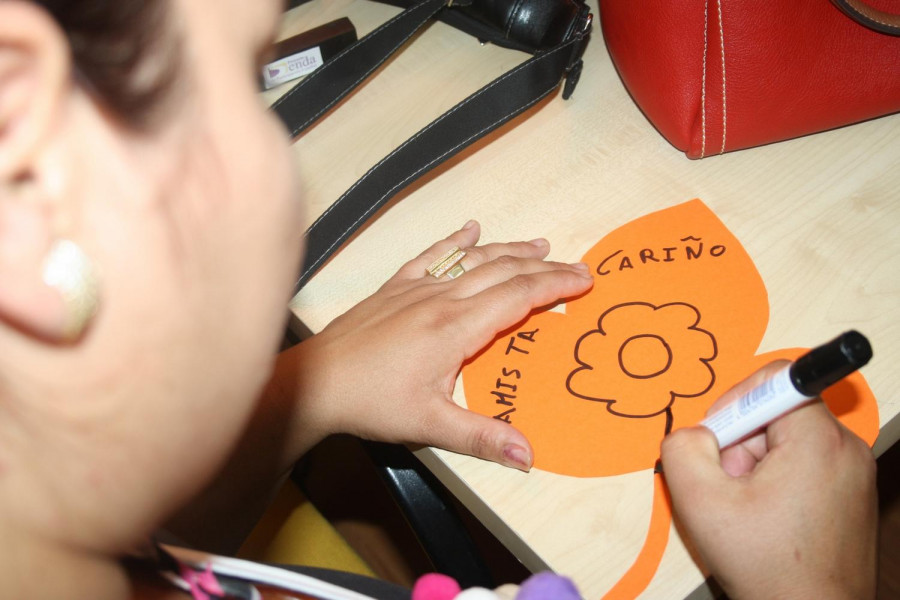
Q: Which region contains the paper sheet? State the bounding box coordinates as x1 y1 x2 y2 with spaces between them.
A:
461 199 879 597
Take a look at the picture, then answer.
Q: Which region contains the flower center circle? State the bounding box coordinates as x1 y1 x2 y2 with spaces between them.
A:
618 334 673 379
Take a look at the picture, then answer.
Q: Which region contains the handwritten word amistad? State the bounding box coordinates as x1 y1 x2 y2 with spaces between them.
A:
596 236 726 276
490 329 539 423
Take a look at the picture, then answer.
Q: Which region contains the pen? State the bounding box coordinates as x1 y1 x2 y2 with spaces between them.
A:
702 330 873 449
654 330 873 474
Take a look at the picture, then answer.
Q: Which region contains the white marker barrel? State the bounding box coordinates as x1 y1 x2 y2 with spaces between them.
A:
701 366 813 448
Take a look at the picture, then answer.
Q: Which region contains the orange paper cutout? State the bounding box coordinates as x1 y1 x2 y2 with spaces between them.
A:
460 199 879 596
601 473 670 600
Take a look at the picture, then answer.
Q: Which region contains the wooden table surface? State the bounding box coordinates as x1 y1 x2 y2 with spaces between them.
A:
272 2 900 597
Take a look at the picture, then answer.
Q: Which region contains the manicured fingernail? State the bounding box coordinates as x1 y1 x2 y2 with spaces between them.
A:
462 220 477 230
503 444 532 471
527 238 549 248
572 262 592 278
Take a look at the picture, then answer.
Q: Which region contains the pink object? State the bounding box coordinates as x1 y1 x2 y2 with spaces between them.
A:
412 573 462 600
179 562 225 600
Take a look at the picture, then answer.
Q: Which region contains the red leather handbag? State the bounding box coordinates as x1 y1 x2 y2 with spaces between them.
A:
599 0 900 158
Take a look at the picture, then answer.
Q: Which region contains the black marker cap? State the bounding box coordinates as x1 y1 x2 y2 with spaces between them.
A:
790 330 873 397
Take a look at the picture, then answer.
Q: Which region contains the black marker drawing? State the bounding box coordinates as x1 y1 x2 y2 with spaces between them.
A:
566 301 718 434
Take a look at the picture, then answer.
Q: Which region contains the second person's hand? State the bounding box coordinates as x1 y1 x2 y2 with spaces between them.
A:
660 363 878 599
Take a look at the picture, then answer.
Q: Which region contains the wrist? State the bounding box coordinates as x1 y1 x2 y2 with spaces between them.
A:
718 563 875 600
271 336 341 458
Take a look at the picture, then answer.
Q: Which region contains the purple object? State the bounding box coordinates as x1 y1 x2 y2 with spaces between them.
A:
515 572 582 600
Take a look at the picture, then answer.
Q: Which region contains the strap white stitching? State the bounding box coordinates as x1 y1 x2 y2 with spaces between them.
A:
271 0 435 112
299 82 559 284
302 39 576 240
295 40 578 287
272 0 441 136
700 0 708 158
717 0 727 154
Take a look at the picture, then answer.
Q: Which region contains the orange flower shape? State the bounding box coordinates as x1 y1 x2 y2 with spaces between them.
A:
461 199 880 598
567 302 717 419
463 200 878 476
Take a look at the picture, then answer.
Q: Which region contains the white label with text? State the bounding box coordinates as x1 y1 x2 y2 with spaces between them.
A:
262 46 324 89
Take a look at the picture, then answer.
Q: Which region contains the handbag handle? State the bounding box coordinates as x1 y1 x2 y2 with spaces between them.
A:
273 0 592 294
830 0 900 35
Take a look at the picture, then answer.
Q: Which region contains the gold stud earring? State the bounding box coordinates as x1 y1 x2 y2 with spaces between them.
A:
42 239 99 341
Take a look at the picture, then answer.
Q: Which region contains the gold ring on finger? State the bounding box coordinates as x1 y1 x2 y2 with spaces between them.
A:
426 247 467 279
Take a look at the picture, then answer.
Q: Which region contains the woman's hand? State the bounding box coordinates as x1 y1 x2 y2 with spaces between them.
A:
168 222 590 553
279 220 593 470
660 363 878 599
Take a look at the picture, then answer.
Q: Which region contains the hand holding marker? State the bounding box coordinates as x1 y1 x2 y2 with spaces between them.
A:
701 331 873 448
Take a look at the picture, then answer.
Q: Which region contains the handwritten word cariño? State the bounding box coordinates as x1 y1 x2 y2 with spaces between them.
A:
596 236 726 276
490 329 538 423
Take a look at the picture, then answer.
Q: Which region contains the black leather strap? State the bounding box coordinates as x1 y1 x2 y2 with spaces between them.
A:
376 0 592 53
273 0 591 294
271 0 449 138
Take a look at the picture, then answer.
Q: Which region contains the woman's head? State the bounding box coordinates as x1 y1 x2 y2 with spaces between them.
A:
31 0 179 126
0 0 303 550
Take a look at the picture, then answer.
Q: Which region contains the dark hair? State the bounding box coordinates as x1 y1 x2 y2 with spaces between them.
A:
35 0 179 127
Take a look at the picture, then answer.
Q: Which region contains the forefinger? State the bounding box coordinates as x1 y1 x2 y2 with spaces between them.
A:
393 221 483 281
705 360 789 416
765 397 844 451
450 268 594 356
703 360 791 476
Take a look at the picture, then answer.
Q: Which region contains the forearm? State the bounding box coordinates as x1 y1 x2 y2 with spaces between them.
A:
662 395 877 600
164 224 594 552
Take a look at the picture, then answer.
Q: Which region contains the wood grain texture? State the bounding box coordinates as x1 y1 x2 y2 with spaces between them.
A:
278 2 900 597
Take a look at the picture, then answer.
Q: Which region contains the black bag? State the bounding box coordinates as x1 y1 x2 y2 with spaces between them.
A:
272 0 593 293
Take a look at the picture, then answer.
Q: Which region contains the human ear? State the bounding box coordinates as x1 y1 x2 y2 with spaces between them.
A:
0 2 96 341
0 1 68 178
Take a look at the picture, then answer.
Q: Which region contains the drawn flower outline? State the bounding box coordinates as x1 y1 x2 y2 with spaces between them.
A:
566 302 717 419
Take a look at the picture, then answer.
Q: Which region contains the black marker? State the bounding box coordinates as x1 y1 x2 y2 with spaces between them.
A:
701 331 872 448
655 331 872 474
